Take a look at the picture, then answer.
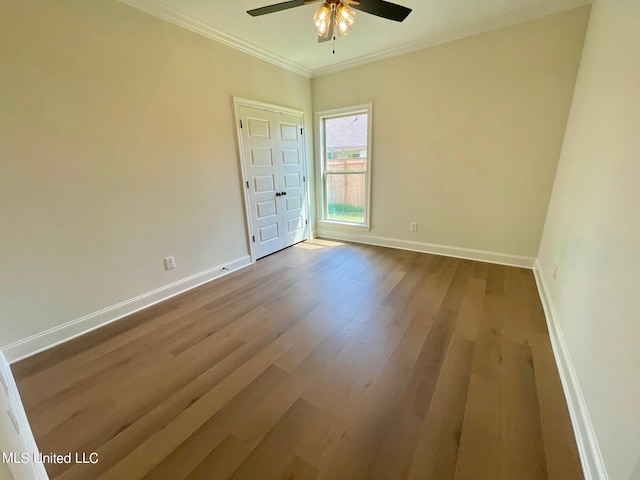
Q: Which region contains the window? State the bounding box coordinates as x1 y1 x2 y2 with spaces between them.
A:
317 105 372 228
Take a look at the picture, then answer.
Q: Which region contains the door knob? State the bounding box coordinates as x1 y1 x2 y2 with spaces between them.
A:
275 192 281 197
282 191 287 196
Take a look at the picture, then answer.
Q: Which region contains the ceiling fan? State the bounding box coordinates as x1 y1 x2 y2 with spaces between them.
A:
247 0 412 43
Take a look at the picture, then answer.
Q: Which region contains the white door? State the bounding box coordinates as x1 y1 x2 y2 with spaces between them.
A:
237 104 308 259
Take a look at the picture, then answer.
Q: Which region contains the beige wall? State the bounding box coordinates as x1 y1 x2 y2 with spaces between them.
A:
0 0 312 348
537 0 640 478
313 7 590 258
0 451 16 480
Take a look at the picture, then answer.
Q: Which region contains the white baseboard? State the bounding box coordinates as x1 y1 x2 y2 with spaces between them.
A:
1 255 252 364
316 226 535 268
533 261 609 480
0 352 49 480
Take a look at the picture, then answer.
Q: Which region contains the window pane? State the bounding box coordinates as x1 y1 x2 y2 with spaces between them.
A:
326 173 366 223
324 114 368 172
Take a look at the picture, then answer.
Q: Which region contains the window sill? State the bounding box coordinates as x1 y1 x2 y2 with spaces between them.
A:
317 220 371 233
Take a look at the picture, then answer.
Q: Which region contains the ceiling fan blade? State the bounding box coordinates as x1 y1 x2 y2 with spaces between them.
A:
247 0 311 17
352 0 411 22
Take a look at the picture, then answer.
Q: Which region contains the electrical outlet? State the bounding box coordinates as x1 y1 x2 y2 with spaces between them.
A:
164 256 176 270
410 222 418 232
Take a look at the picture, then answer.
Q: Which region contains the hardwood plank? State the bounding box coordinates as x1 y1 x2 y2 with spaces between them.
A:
501 340 548 479
273 302 351 374
382 261 430 309
183 435 250 480
278 455 319 480
455 277 486 342
141 365 288 480
532 334 583 480
439 260 473 313
407 336 475 480
396 308 456 419
454 372 502 480
314 358 411 479
454 294 505 480
389 258 461 368
485 263 505 296
471 260 490 280
358 305 454 479
230 398 319 480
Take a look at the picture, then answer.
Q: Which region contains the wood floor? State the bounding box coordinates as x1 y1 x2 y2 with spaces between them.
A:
13 240 583 480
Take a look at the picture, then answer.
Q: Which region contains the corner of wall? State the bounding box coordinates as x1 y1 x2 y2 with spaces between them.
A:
533 260 609 480
0 352 48 480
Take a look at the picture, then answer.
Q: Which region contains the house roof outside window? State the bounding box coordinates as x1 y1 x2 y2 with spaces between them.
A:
325 114 368 151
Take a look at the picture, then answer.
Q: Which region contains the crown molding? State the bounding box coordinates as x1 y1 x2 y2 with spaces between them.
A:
117 0 313 78
311 0 591 78
118 0 589 80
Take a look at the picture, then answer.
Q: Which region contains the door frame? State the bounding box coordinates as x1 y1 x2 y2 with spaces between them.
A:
233 97 310 263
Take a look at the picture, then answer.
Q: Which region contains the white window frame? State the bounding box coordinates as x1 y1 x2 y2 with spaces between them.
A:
315 103 373 231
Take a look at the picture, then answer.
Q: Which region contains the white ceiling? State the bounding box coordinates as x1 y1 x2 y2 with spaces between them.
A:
119 0 590 77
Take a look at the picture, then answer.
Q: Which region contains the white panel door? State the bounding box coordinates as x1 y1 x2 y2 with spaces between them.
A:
277 113 308 248
238 105 308 259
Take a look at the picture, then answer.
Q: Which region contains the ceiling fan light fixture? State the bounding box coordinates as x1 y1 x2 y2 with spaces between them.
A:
336 19 351 36
313 2 333 37
316 18 330 37
335 2 355 25
335 2 355 36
